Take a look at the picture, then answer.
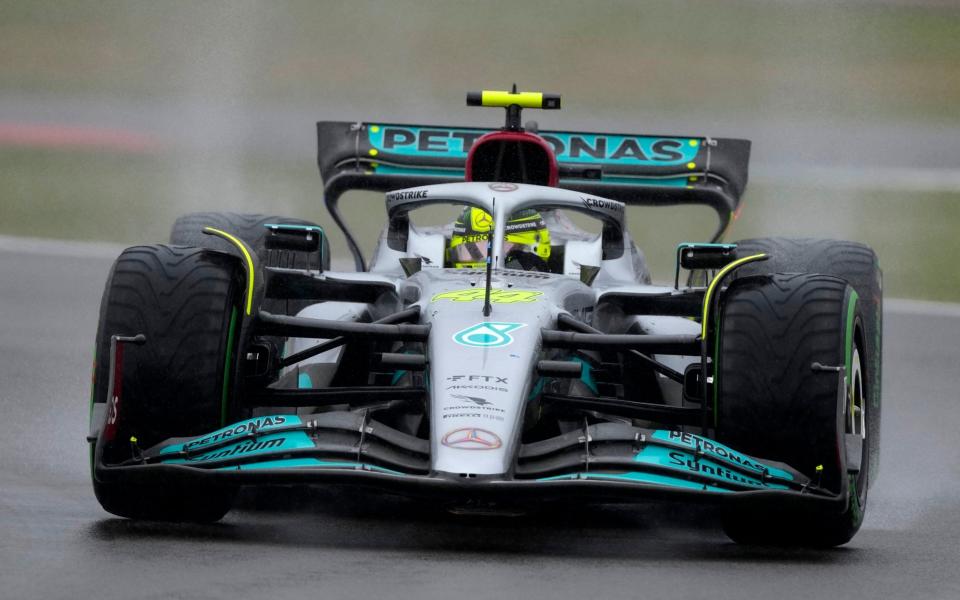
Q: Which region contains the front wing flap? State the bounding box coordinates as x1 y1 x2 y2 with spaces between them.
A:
95 414 841 508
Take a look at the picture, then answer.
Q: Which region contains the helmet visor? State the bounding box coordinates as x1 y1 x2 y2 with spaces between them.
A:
452 239 542 264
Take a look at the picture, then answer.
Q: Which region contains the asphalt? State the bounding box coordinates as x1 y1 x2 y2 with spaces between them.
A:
1 245 959 600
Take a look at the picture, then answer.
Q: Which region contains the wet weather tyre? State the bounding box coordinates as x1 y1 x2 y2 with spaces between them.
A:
733 237 882 480
90 244 242 522
716 273 870 547
170 212 329 316
169 211 329 271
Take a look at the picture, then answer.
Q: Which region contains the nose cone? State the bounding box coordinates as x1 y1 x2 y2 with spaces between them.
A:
427 298 551 476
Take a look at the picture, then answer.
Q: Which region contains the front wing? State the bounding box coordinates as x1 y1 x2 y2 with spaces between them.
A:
94 413 849 512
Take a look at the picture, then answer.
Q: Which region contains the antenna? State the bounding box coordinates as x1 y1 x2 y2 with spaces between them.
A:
466 87 561 132
482 199 495 317
505 83 522 131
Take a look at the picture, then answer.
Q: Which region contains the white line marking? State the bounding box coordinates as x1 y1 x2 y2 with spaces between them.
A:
0 234 356 269
885 298 960 319
752 166 960 193
0 235 125 260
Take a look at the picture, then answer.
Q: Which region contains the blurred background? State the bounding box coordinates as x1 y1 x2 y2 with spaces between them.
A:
2 0 958 299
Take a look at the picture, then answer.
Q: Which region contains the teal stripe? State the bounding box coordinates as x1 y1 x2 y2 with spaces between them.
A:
162 431 314 464
649 430 793 481
218 458 404 475
540 471 731 493
159 415 303 456
297 372 313 389
375 165 464 178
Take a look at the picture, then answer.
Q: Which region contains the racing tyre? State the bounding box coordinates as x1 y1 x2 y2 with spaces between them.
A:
716 273 870 547
169 211 329 271
90 245 243 522
733 237 882 480
170 211 329 315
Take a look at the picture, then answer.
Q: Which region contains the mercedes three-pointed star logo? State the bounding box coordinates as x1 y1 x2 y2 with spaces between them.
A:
441 427 502 450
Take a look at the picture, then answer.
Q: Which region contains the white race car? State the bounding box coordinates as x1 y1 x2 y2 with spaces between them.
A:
88 89 881 547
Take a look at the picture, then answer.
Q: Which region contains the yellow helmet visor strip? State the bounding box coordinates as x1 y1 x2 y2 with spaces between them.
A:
449 212 551 268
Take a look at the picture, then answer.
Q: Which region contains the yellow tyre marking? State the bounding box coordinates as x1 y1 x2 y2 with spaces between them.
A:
481 90 544 108
204 226 255 315
701 253 768 338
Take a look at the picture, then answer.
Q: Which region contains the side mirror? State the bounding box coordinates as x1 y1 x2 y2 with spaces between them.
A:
264 224 325 271
579 265 600 286
675 243 737 287
399 257 423 277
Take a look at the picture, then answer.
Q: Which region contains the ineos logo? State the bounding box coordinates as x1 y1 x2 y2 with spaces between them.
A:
488 183 518 192
450 394 493 407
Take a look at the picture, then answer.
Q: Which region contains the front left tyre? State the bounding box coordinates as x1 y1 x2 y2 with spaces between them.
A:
89 244 243 522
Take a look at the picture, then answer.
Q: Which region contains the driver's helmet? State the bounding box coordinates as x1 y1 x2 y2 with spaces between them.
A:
448 207 551 269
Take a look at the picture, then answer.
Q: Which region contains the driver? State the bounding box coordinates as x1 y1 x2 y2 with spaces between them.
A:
448 207 552 271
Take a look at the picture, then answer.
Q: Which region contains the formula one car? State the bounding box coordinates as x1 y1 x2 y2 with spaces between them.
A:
88 89 882 546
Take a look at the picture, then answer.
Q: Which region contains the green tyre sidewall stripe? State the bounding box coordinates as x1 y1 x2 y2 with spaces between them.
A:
712 309 722 428
220 305 240 427
844 288 865 527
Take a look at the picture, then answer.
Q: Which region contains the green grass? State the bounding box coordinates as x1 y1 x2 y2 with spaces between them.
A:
1 1 958 301
621 186 960 303
1 1 959 121
3 148 958 302
1 149 329 243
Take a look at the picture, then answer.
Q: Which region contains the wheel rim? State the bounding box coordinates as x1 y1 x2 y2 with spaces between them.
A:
848 343 869 509
848 347 866 439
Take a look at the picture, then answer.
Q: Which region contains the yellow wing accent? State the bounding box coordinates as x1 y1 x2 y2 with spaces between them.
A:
481 91 544 108
204 226 255 315
701 253 768 338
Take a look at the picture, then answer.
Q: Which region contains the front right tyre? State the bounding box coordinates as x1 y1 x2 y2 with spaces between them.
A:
733 237 882 479
716 272 870 546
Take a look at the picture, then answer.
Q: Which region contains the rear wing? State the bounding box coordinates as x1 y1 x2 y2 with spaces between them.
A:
317 121 750 270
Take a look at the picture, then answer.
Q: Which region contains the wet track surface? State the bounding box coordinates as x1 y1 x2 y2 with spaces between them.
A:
2 246 959 599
